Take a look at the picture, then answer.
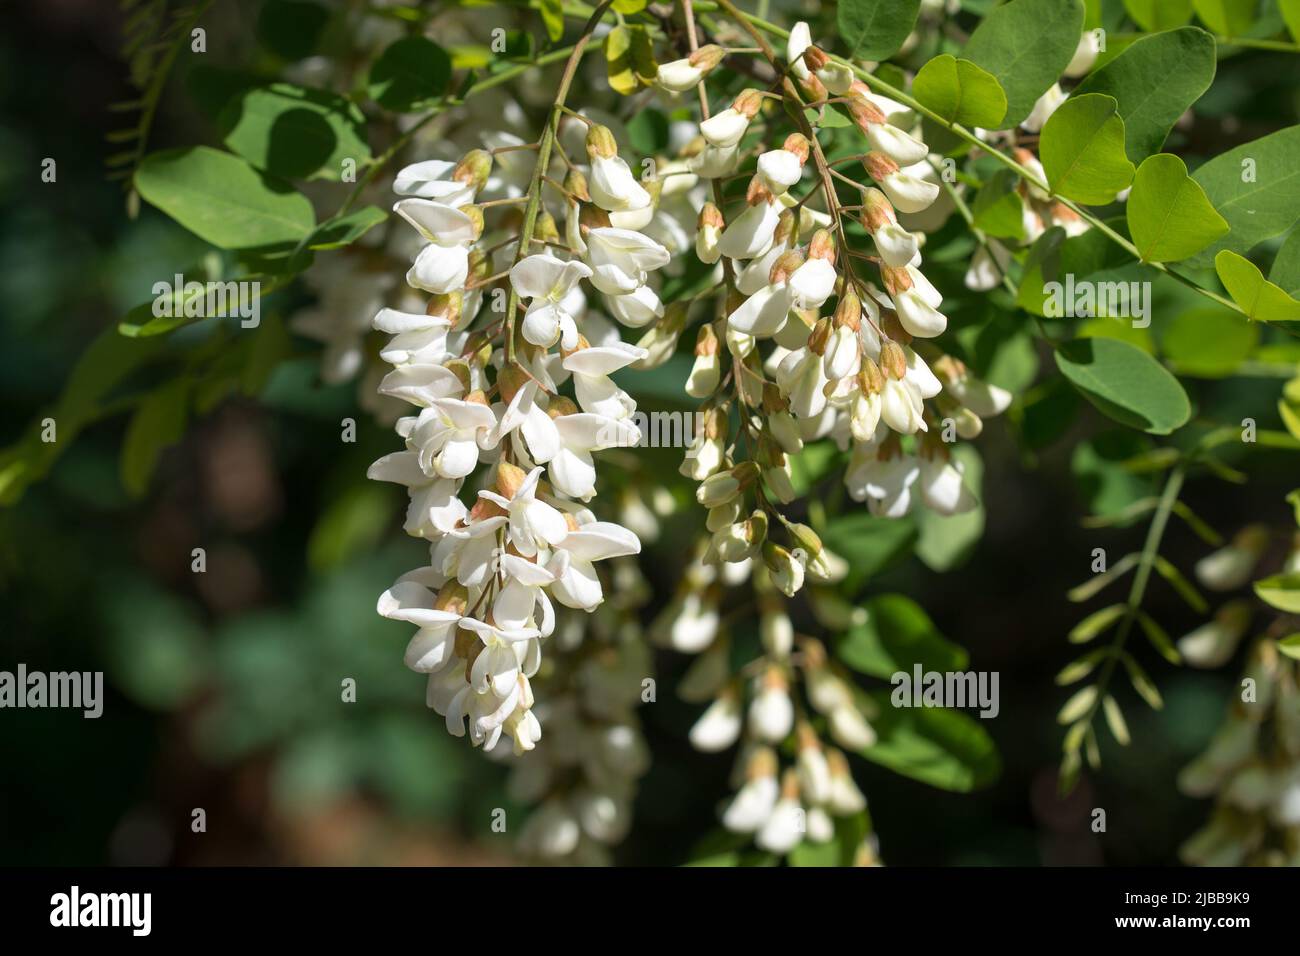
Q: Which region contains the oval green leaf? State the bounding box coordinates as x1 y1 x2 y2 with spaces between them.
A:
220 83 372 181
135 146 315 250
1214 250 1300 322
963 0 1085 128
367 36 452 111
1127 153 1229 263
837 0 922 61
1054 337 1191 434
912 54 1008 129
1072 27 1215 164
1040 93 1135 205
1189 125 1300 268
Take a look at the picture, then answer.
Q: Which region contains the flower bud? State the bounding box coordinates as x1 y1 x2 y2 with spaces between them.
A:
880 340 908 380
763 542 805 596
734 88 764 118
697 471 741 509
453 149 493 192
586 124 620 161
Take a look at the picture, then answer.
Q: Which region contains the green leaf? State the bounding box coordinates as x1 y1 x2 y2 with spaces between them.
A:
963 0 1085 128
1137 610 1181 664
1214 250 1300 322
836 594 968 679
837 0 922 61
859 691 1001 792
539 0 565 42
911 54 1008 128
1160 306 1257 377
1122 0 1194 30
1255 573 1300 613
1073 28 1214 163
308 206 388 250
1040 93 1136 205
1102 695 1131 745
367 36 452 111
257 0 330 60
136 146 315 250
1192 0 1257 36
1057 685 1097 723
1122 655 1163 709
121 379 189 497
821 513 917 592
1069 603 1126 643
1189 125 1300 268
1277 633 1300 661
1268 228 1300 298
1153 555 1208 612
220 83 372 181
1126 154 1228 263
605 24 656 96
1054 337 1191 434
971 168 1026 240
1283 0 1300 42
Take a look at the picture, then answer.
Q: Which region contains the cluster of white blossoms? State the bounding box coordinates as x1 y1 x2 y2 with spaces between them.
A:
369 123 671 755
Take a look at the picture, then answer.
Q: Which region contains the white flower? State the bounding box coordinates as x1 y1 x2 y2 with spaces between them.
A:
880 378 926 435
724 770 779 832
1022 83 1066 134
756 148 803 193
547 521 641 610
373 308 453 367
510 254 593 349
563 342 647 419
409 397 497 479
476 465 569 557
395 199 478 293
756 789 804 853
367 451 467 538
583 227 671 295
700 108 751 148
589 155 651 212
605 283 664 328
789 257 837 309
377 363 465 406
394 160 475 206
691 141 741 179
1178 602 1252 669
749 671 794 743
550 412 641 500
689 690 743 752
776 347 829 419
492 378 561 464
918 455 978 515
964 242 1012 291
377 575 463 673
879 165 940 214
728 282 794 338
1195 528 1269 591
717 200 781 260
1064 31 1102 79
892 286 947 338
657 57 706 93
787 22 813 80
867 122 929 166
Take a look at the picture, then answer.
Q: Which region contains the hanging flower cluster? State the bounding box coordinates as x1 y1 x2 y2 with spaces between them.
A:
369 121 671 755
